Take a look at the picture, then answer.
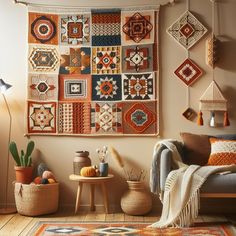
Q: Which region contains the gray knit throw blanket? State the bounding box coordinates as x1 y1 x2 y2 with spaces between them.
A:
149 139 186 196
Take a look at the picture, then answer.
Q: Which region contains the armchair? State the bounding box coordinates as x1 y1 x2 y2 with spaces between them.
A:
159 133 236 198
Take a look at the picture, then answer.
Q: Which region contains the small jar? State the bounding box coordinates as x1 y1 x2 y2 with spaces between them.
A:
73 151 91 175
99 162 109 177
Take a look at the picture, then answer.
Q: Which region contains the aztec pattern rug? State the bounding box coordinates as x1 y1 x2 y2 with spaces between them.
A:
27 221 236 236
27 6 159 136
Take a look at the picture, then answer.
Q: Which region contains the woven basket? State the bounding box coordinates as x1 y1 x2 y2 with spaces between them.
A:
14 182 59 216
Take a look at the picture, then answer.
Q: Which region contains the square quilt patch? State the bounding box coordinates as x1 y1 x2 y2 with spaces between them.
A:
123 101 157 134
92 9 121 46
122 73 155 100
60 47 91 74
121 10 155 45
59 74 91 101
28 101 57 133
167 11 208 49
92 75 122 101
28 73 58 101
28 12 58 45
28 45 60 73
58 102 91 134
92 46 121 74
60 14 90 45
91 102 123 134
122 44 153 73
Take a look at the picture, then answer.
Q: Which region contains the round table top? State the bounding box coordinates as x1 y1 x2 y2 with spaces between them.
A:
69 174 114 183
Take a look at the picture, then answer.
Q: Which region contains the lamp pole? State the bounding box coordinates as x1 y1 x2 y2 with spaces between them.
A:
0 80 16 214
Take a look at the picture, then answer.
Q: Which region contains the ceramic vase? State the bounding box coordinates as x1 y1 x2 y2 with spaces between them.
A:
99 162 108 177
121 180 152 215
73 151 91 175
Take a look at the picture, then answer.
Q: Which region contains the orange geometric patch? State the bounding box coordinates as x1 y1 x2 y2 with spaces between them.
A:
124 103 156 133
28 12 58 45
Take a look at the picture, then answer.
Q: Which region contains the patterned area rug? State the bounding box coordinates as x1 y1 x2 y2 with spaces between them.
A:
28 221 236 235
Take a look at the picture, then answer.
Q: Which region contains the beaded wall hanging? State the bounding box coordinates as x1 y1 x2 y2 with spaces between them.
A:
26 6 159 136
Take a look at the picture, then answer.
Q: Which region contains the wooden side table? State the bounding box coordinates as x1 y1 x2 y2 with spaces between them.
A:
69 174 114 214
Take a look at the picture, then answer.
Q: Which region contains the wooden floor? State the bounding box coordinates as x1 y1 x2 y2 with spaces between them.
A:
0 209 236 236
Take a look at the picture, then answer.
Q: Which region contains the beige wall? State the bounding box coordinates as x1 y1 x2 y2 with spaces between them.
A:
0 0 236 210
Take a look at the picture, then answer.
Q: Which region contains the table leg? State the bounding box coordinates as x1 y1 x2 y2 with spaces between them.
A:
101 182 109 213
75 182 83 214
90 184 95 211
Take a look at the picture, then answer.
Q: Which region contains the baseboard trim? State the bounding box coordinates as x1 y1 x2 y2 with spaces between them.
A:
58 203 161 214
59 204 123 213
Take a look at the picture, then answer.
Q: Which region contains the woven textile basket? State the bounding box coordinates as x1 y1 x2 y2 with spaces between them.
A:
14 182 59 216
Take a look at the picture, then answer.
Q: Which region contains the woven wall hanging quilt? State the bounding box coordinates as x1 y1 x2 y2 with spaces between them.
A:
27 6 159 136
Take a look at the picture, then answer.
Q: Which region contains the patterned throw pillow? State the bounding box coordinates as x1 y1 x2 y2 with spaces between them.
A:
207 138 236 165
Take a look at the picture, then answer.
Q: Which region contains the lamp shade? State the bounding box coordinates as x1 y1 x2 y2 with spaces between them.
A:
0 79 12 94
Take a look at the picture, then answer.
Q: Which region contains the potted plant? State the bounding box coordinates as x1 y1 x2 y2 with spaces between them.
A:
9 141 35 184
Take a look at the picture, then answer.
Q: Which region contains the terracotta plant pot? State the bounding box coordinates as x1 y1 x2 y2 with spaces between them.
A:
14 166 33 184
121 181 152 215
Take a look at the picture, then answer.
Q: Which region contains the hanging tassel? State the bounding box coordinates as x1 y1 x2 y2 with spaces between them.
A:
210 111 215 127
197 111 203 126
223 111 230 126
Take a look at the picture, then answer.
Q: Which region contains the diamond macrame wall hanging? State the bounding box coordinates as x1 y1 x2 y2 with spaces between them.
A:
174 58 203 86
167 11 208 49
27 7 159 136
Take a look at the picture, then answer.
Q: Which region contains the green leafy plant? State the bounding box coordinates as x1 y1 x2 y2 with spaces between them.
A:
9 141 35 167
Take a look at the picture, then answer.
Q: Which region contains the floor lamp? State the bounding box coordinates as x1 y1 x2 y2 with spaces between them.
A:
0 78 16 214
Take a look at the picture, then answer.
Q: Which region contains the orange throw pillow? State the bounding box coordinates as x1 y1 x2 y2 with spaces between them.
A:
207 138 236 165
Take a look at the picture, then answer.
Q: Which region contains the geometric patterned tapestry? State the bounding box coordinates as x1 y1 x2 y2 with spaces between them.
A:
27 7 159 136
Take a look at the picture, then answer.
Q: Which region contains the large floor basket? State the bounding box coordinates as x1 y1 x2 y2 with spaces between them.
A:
14 182 59 216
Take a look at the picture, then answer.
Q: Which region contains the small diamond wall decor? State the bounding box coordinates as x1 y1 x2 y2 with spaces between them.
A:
167 11 208 49
174 58 203 86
